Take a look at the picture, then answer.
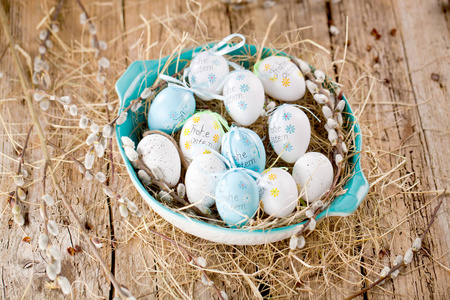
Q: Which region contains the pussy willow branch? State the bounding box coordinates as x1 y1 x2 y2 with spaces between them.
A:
17 125 33 176
74 0 115 182
345 191 447 300
41 161 50 237
0 5 128 298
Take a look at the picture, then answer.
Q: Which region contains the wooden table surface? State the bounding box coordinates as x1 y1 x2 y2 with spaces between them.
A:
1 0 449 299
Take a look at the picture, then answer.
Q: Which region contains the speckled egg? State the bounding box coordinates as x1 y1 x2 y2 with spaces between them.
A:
268 104 311 163
215 169 259 227
221 127 266 173
147 85 196 134
185 153 228 211
188 51 229 100
254 56 305 101
260 168 298 218
137 134 181 187
292 152 334 203
222 70 264 126
179 111 227 161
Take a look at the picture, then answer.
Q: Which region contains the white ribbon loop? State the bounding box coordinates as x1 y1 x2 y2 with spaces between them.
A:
211 33 246 56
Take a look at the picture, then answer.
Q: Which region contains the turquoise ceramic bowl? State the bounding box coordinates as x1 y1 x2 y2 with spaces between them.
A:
115 45 369 245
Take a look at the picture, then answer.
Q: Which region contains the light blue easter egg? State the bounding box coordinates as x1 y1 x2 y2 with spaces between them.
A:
147 85 196 134
215 169 259 228
221 127 266 173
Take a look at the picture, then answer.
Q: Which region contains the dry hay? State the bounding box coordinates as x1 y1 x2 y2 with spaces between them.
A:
0 2 443 299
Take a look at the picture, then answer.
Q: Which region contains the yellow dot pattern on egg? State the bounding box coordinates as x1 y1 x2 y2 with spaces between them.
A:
193 116 200 124
183 128 191 136
203 149 211 154
184 140 191 150
268 173 277 181
213 121 219 130
282 77 290 87
213 134 220 143
270 75 277 82
270 188 280 197
262 168 271 174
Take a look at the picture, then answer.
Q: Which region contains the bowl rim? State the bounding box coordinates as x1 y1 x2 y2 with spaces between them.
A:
115 44 369 237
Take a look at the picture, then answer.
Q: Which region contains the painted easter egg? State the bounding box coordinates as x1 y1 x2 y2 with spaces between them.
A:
260 168 298 218
222 70 265 126
268 104 311 163
221 127 266 173
179 111 227 161
292 152 334 203
137 134 181 187
147 85 196 134
185 153 228 212
188 51 229 100
254 56 305 101
215 169 259 227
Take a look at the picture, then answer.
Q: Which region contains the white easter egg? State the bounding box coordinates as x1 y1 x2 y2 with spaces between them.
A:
292 152 334 203
137 134 181 187
222 70 264 126
188 51 229 100
254 56 305 101
268 104 311 163
179 111 226 161
260 168 298 218
185 153 228 210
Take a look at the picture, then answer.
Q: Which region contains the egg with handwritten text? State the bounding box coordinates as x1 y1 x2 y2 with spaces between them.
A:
215 169 259 227
292 152 333 203
137 134 181 187
188 51 229 100
223 70 264 126
221 127 266 173
260 168 298 218
255 56 305 101
268 104 311 163
147 85 196 134
179 111 227 161
185 153 228 212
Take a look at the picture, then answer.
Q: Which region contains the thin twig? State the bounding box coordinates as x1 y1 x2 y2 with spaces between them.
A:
344 191 447 300
0 6 129 298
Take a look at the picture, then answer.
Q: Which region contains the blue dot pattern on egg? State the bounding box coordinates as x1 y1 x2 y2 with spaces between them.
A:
221 127 266 173
147 85 196 134
215 169 259 228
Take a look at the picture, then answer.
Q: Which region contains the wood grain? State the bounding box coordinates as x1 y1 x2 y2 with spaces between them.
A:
0 0 448 299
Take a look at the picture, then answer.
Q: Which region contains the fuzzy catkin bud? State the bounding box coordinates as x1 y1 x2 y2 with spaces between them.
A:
79 12 87 24
306 80 319 94
380 266 390 277
39 99 50 111
327 118 338 129
341 142 348 154
335 154 343 165
328 129 338 145
307 218 316 231
412 238 422 251
314 70 326 83
51 24 59 33
336 100 345 112
404 248 414 264
390 269 400 279
48 245 61 261
42 194 55 206
126 200 139 214
140 88 152 99
12 204 21 215
14 214 25 226
196 256 207 268
121 136 135 148
103 187 114 197
98 40 107 50
47 220 59 236
131 102 142 113
21 169 29 178
119 203 129 217
88 23 97 35
312 200 323 210
266 101 276 111
314 93 328 104
69 105 78 116
95 142 105 158
13 175 24 187
293 58 311 75
297 235 306 249
90 123 100 134
47 263 58 280
177 183 186 198
39 233 49 250
151 166 163 181
116 111 128 125
84 151 95 169
56 276 71 295
39 29 48 40
85 171 93 181
125 146 139 161
137 170 152 186
158 191 173 202
393 254 404 266
220 291 229 300
17 187 27 201
79 116 89 129
34 92 45 102
337 112 343 126
201 274 209 286
305 209 314 219
95 172 106 183
102 125 113 138
98 57 110 69
45 39 53 48
60 96 71 105
289 236 298 250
